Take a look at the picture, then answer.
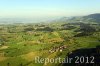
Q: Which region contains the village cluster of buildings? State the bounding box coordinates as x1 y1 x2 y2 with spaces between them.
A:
49 45 67 53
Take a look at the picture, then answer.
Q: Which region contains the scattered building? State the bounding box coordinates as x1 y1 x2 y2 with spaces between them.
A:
49 45 67 53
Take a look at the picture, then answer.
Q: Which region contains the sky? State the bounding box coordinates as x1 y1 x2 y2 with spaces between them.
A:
0 0 100 22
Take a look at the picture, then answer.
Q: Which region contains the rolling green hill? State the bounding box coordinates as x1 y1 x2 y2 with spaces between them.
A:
0 14 100 66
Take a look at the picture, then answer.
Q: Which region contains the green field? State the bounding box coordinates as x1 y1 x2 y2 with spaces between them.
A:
0 21 100 66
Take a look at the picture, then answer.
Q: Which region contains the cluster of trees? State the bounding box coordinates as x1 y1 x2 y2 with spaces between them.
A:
61 24 76 30
74 23 96 37
36 27 54 32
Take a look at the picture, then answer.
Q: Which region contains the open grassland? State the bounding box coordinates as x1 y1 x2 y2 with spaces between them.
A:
0 22 100 66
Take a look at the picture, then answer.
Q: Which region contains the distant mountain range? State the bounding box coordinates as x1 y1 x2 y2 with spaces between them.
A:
51 13 100 23
83 13 100 22
0 13 100 24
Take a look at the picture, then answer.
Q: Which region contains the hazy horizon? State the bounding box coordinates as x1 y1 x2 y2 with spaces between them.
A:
0 0 100 22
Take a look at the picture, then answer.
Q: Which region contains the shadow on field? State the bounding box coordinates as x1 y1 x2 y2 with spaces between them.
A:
62 46 100 66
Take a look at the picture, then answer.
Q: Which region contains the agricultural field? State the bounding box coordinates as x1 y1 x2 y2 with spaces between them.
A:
0 14 100 66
